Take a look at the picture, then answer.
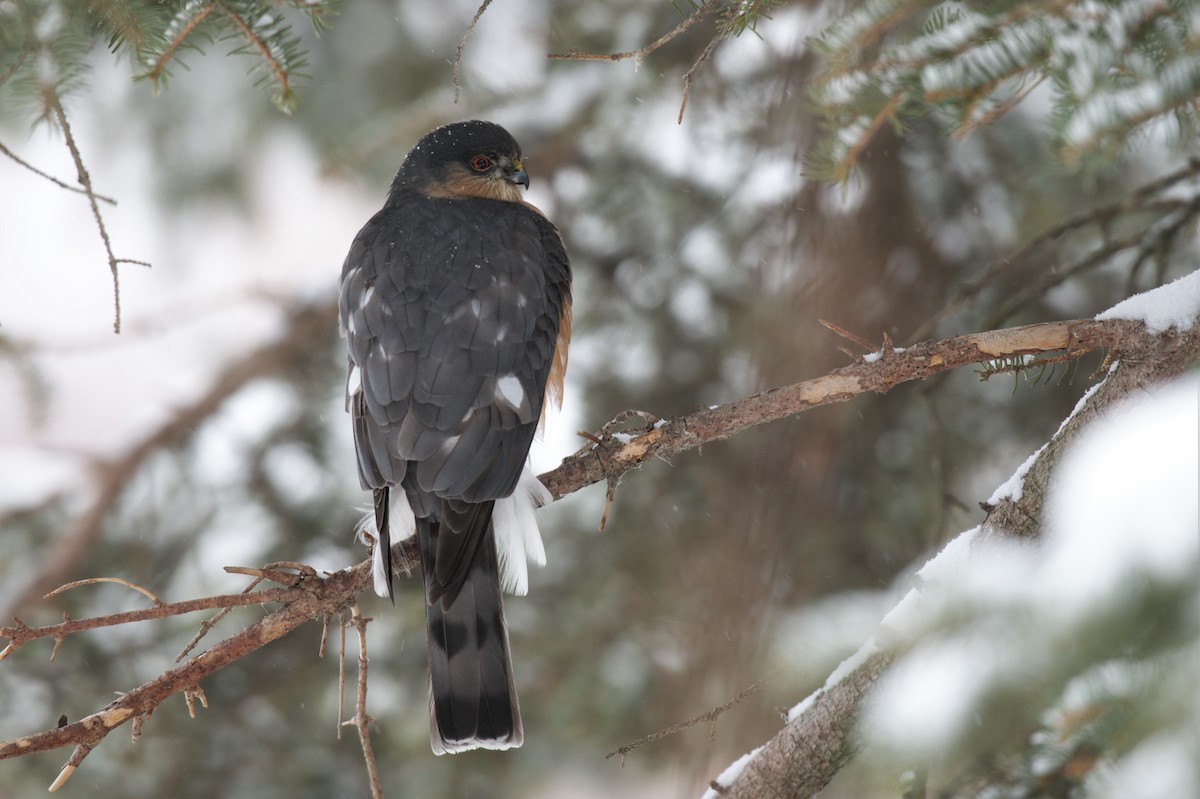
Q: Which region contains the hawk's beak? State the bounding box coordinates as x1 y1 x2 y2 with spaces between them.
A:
507 166 530 190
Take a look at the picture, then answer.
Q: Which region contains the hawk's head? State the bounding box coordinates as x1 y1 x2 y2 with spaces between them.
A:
395 120 530 203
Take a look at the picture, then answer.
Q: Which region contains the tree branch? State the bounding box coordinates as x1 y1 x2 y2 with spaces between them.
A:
704 315 1200 798
0 551 415 784
538 317 1149 502
0 585 298 663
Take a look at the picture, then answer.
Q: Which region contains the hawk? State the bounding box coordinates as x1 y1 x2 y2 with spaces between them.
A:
338 120 571 754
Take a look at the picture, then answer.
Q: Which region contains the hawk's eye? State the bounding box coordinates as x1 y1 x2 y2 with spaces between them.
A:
469 155 493 172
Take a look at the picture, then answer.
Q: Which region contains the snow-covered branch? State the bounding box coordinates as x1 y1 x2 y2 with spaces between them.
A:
702 272 1200 798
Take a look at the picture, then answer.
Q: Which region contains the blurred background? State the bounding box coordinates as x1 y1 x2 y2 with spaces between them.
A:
1 1 1196 797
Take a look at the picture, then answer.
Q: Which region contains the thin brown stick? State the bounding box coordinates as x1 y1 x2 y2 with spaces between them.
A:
678 5 740 123
45 89 148 333
819 318 877 352
979 204 1198 332
452 0 494 103
909 157 1200 340
44 576 164 606
548 0 720 64
545 1 727 123
49 742 93 793
337 610 347 739
176 575 265 662
606 675 769 762
344 604 383 799
0 140 118 204
1 587 298 659
319 614 330 658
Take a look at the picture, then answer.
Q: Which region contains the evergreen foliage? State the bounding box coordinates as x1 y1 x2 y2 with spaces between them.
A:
810 0 1200 178
0 0 334 114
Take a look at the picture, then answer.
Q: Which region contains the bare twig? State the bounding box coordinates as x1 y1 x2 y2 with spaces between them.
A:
44 577 164 606
1 586 298 655
819 318 877 352
183 686 208 718
981 203 1198 332
678 5 740 124
49 742 94 793
452 0 494 103
0 556 392 775
176 575 265 662
0 140 118 204
606 675 769 762
337 610 347 738
545 1 731 123
343 604 383 799
44 89 150 333
548 1 721 65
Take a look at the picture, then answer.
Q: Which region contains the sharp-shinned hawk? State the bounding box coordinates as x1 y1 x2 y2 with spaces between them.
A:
339 120 571 754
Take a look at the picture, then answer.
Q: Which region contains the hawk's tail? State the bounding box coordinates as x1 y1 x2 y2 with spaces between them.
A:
418 515 523 755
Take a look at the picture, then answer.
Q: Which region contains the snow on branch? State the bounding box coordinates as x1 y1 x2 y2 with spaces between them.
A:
810 0 1200 177
700 275 1199 798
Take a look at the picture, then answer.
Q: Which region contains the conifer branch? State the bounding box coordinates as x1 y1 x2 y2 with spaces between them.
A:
705 315 1200 799
810 1 1200 176
142 0 221 91
217 0 299 112
0 47 30 88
